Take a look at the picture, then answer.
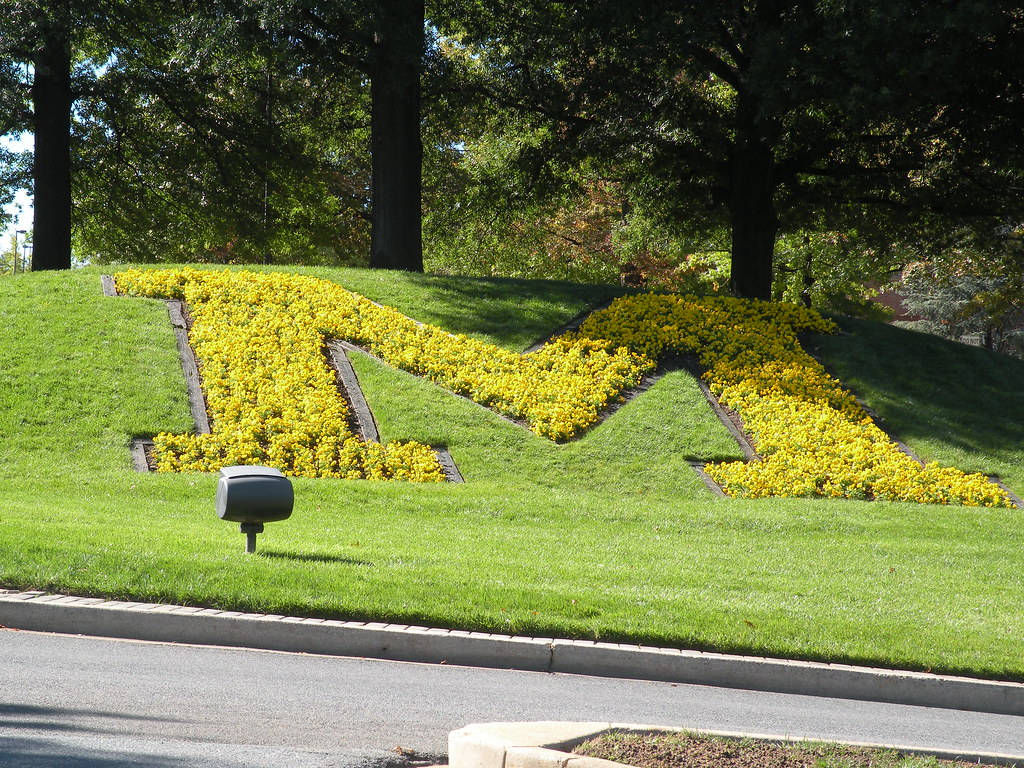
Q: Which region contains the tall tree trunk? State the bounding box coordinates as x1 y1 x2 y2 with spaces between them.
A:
727 102 777 300
369 0 423 271
31 14 73 271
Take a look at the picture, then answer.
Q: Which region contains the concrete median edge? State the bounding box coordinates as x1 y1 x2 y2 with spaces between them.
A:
2 589 1023 717
447 722 1024 768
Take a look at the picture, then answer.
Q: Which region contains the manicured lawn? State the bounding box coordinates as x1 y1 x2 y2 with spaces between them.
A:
0 267 1021 681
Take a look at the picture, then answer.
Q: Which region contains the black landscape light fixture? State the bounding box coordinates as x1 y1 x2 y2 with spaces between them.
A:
215 465 294 553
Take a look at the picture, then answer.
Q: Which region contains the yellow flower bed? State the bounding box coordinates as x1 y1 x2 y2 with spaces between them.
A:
574 294 1012 507
116 269 444 480
114 268 652 478
114 268 1010 505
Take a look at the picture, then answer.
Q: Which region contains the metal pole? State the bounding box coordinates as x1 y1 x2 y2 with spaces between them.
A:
239 522 263 554
15 230 25 274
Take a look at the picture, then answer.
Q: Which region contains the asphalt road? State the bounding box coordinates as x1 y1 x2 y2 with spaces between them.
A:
2 629 1023 767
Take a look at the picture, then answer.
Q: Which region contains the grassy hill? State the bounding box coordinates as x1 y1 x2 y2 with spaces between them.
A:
0 266 1021 680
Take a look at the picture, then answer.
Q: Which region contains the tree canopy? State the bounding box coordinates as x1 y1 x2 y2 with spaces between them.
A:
438 0 1024 298
1 0 1022 310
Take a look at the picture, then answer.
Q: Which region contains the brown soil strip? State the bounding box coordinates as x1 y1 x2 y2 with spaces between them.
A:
575 730 1006 768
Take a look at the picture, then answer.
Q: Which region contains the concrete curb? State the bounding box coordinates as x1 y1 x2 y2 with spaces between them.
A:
3 590 1024 717
448 722 1024 768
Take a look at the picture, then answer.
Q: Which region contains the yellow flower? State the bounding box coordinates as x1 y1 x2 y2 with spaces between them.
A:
116 269 1013 507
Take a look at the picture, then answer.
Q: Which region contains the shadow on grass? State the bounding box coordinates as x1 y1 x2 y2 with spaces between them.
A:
258 550 373 566
409 278 627 349
348 271 631 350
811 316 1024 471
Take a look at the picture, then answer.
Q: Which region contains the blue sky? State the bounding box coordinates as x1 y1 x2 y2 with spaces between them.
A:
2 133 32 248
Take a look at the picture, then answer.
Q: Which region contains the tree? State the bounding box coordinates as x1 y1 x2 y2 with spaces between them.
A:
3 1 431 271
898 232 1024 357
73 6 373 264
368 0 424 270
0 1 80 270
29 2 73 270
237 0 426 271
440 1 1024 299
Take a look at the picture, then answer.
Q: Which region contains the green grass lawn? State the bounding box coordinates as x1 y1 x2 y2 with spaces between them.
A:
0 266 1021 681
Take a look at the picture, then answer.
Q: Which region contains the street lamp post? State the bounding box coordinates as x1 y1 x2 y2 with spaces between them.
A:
15 230 27 274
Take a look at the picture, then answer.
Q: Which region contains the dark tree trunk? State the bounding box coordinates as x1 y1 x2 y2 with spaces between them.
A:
727 102 777 300
369 0 423 271
31 16 73 271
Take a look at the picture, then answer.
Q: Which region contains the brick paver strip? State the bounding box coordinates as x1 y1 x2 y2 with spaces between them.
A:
327 341 381 442
687 460 726 497
989 477 1024 508
129 438 152 472
164 298 212 434
2 589 1022 717
435 448 465 483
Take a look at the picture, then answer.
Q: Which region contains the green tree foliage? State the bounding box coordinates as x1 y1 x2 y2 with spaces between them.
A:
3 1 431 269
771 230 896 316
73 6 373 264
437 1 1024 299
897 232 1024 357
0 50 29 228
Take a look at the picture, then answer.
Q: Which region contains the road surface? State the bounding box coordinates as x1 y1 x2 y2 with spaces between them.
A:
2 629 1022 767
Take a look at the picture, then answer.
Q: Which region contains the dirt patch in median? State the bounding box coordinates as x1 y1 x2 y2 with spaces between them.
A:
574 730 1001 768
